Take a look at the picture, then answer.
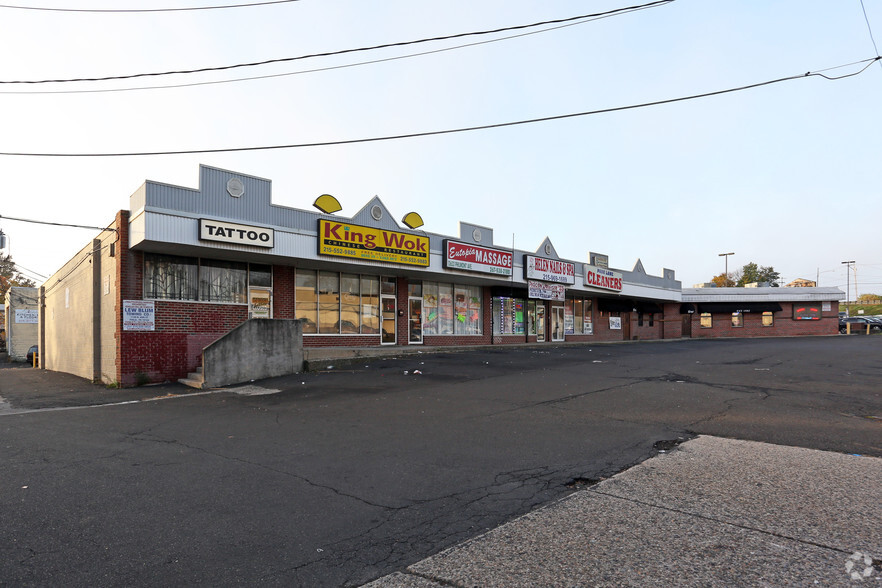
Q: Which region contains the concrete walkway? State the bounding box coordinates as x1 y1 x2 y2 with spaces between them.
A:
363 436 882 587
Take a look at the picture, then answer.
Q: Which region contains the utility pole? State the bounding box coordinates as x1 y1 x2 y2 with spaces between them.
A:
842 260 855 315
719 252 734 285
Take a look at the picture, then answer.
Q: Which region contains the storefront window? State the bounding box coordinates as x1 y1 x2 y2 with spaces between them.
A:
199 259 247 304
583 299 593 334
296 270 380 335
762 311 774 327
361 277 380 334
732 312 743 328
340 274 360 334
318 272 340 334
493 297 525 335
528 301 536 335
423 282 438 335
295 270 318 333
249 264 273 287
564 300 575 335
144 253 198 301
422 282 481 335
437 283 454 334
700 312 713 328
145 253 260 304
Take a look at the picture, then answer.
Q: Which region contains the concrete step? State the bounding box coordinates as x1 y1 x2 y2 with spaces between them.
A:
178 370 205 389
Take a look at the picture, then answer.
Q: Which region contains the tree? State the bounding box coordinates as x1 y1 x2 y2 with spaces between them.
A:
711 272 736 287
857 293 880 303
0 253 36 301
736 262 780 287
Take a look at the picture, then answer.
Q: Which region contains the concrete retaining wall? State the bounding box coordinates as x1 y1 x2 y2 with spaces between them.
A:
202 319 303 388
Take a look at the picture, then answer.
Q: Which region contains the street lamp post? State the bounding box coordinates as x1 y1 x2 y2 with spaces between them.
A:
719 252 734 285
842 260 855 316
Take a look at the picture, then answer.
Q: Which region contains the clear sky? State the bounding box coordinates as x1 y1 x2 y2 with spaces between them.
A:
1 0 880 298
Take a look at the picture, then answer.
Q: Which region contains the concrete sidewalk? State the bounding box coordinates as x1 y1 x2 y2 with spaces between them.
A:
364 436 882 587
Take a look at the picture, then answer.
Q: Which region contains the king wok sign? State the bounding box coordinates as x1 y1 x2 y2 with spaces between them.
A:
318 220 429 266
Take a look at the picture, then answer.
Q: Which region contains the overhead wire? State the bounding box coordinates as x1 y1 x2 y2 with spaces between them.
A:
859 0 882 69
0 1 675 85
0 7 648 96
0 0 300 13
0 57 878 158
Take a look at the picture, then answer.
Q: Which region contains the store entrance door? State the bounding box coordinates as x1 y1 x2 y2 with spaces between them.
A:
682 313 693 338
381 296 396 344
536 305 546 342
551 306 565 342
409 297 423 344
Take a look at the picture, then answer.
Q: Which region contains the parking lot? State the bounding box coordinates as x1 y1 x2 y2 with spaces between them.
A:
1 336 880 586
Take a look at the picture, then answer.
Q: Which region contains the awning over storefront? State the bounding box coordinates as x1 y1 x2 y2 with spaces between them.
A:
635 302 663 314
696 302 783 313
598 298 637 313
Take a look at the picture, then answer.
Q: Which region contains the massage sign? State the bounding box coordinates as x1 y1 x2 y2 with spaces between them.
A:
318 220 430 266
444 240 513 276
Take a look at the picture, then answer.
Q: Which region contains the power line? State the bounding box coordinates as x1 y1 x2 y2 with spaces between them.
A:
0 57 877 158
859 0 882 72
0 0 300 13
0 214 119 232
0 10 631 96
0 1 674 85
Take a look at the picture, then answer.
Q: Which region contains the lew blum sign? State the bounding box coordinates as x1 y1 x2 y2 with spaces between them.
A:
199 219 274 248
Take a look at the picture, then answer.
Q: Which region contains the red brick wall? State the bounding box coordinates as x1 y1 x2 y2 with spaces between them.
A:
689 302 839 338
273 265 295 319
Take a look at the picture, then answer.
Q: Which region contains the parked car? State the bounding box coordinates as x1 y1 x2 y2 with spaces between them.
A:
26 345 39 365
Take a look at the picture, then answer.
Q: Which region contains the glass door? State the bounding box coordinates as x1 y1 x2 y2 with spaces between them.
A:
409 297 423 344
536 304 546 342
381 296 396 344
552 306 565 341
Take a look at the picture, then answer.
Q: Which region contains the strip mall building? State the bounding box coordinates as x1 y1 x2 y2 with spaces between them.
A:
38 166 843 386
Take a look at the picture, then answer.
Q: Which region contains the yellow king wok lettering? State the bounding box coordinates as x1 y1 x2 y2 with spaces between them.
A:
318 220 429 266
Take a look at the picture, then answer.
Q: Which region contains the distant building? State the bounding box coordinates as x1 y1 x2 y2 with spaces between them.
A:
693 282 717 288
4 287 39 361
785 278 817 288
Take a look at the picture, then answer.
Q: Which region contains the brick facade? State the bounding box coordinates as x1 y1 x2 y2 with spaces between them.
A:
91 211 841 387
688 302 839 338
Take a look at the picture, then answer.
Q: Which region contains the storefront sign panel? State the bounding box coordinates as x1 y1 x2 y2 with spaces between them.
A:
609 316 622 330
584 264 623 292
14 309 38 324
524 255 575 284
528 280 565 301
318 220 429 267
444 240 512 276
123 300 155 331
199 219 274 248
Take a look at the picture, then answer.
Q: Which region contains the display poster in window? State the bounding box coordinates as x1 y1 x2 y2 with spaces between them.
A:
822 302 831 312
318 220 429 266
609 316 622 330
444 240 513 276
123 300 155 331
524 255 575 284
584 318 594 335
249 289 271 319
564 307 574 335
528 280 565 301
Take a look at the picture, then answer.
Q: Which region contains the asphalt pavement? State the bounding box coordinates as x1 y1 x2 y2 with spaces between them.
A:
1 337 881 586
